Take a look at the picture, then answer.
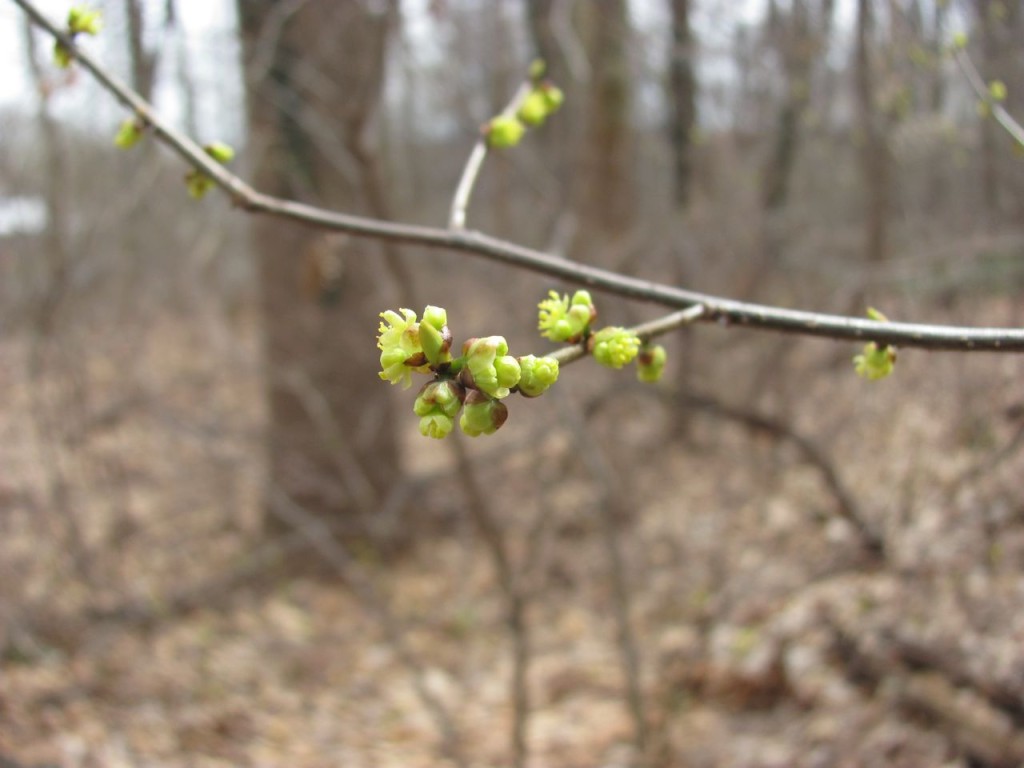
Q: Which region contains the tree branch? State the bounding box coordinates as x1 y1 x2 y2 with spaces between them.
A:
12 0 1024 352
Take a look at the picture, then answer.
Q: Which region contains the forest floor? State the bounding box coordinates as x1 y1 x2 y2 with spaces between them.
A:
2 296 1024 768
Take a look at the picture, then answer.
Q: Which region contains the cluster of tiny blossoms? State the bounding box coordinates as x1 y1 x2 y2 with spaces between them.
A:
377 306 559 439
537 290 667 381
377 292 670 439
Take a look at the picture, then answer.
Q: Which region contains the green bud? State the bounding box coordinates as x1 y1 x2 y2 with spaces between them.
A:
413 380 465 439
591 327 641 370
184 169 215 199
459 391 509 437
853 342 896 380
53 41 73 69
529 59 547 81
952 32 968 50
636 344 667 383
486 116 526 149
517 355 559 397
540 83 565 114
462 336 521 399
518 91 549 127
422 305 447 331
204 142 235 164
989 80 1008 102
418 317 452 368
114 118 144 149
68 5 102 36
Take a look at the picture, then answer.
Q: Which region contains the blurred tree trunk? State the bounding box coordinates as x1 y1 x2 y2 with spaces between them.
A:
667 0 697 210
579 0 634 243
237 0 402 536
855 0 890 265
761 0 827 213
924 0 947 214
977 0 1000 216
124 0 159 100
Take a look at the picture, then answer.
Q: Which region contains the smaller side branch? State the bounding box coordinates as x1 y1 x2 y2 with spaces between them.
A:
954 45 1024 148
449 83 531 230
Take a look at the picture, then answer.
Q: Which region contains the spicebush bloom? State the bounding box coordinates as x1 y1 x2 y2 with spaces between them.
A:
463 336 521 399
538 290 595 343
377 308 427 389
517 355 559 397
853 342 896 380
592 327 641 370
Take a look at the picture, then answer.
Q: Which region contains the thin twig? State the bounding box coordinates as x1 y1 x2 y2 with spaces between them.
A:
449 82 531 230
953 45 1024 148
12 0 1024 352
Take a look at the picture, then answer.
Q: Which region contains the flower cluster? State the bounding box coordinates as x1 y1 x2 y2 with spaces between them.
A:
538 289 596 343
54 5 102 69
592 327 641 370
536 289 668 383
377 305 558 439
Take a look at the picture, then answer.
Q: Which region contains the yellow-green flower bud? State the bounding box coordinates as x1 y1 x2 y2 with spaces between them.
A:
540 83 565 114
205 142 235 164
53 41 73 69
517 355 559 397
418 316 452 368
853 342 896 380
462 336 521 399
185 169 215 199
636 344 667 383
486 116 526 149
422 305 447 331
459 391 509 437
68 5 102 35
518 91 549 127
990 80 1008 102
591 327 641 370
114 118 144 149
413 380 465 439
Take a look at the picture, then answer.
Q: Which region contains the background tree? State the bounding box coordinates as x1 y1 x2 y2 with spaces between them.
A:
237 0 404 537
